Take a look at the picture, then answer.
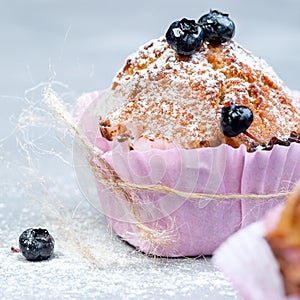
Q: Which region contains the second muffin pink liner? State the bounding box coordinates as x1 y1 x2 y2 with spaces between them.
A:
213 203 300 300
75 90 300 257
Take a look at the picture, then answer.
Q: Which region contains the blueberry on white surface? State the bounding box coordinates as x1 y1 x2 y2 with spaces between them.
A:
19 228 55 261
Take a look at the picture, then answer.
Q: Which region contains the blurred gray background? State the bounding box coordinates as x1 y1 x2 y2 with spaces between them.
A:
0 1 299 299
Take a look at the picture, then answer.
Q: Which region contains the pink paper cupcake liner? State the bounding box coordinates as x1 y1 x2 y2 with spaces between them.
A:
74 90 300 257
213 203 300 300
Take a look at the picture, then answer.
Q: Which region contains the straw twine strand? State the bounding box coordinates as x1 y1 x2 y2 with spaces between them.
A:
45 88 179 251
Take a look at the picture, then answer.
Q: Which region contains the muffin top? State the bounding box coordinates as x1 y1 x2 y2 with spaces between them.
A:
100 25 299 151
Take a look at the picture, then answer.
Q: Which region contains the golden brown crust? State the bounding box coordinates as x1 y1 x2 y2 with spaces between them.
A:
100 37 300 150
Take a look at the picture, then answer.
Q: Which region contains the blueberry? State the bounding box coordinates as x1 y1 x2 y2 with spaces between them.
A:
19 228 55 261
198 10 235 44
166 18 204 55
220 104 254 137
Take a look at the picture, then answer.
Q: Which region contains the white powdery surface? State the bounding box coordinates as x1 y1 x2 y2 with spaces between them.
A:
0 194 239 300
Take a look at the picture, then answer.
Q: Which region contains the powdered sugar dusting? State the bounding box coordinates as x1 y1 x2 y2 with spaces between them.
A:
102 36 299 150
0 200 239 300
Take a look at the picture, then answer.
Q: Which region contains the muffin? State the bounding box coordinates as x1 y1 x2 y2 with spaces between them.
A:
76 10 300 257
213 185 300 300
